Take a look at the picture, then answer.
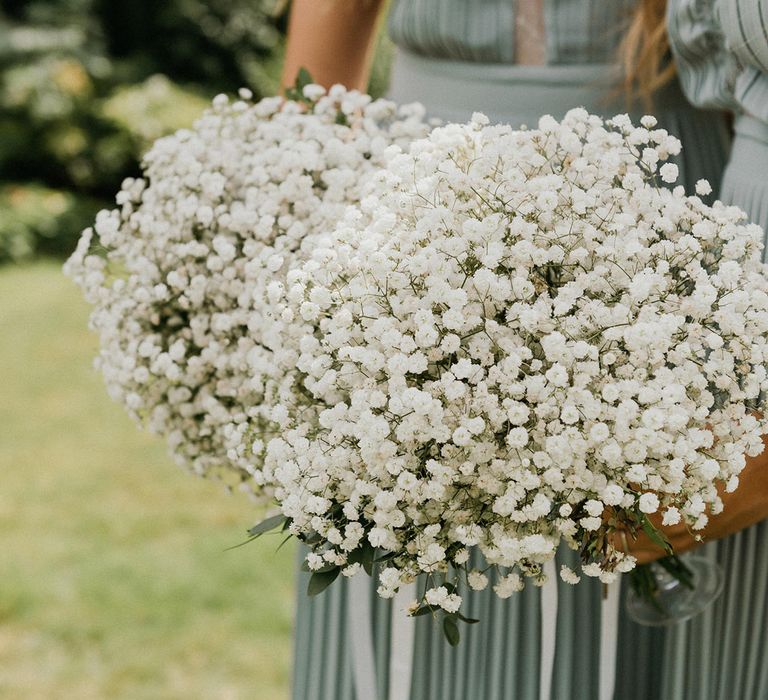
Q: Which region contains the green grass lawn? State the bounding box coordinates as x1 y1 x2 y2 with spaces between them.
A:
0 261 295 699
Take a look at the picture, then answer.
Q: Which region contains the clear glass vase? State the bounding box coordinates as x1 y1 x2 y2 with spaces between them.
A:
625 553 725 626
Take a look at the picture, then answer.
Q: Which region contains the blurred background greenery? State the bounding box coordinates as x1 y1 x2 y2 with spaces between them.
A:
0 1 392 697
0 0 286 261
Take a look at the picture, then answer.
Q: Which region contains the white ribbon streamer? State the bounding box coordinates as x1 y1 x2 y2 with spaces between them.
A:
599 579 621 700
388 582 417 700
539 559 559 700
349 575 380 700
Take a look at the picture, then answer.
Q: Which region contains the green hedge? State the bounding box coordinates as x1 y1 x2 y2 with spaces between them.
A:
0 0 284 262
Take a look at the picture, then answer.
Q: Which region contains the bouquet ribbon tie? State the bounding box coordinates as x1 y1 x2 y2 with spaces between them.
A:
539 559 559 700
349 575 379 700
599 579 621 700
348 576 417 700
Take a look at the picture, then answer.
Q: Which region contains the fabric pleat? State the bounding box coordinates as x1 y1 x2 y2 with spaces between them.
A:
642 524 768 700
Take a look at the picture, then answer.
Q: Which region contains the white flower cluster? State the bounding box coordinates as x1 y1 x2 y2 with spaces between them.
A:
266 110 768 613
64 85 429 491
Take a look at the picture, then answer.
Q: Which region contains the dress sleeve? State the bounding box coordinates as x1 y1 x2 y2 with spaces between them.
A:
717 0 768 121
666 0 740 111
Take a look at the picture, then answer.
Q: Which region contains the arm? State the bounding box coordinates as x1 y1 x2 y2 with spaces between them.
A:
627 435 768 564
665 0 740 112
715 0 768 121
281 0 387 92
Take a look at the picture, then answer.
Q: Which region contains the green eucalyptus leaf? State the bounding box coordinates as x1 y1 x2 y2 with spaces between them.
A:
307 567 341 596
360 542 376 576
640 516 673 555
295 66 314 91
348 542 376 576
457 613 480 624
347 549 363 565
373 551 397 564
223 536 257 551
443 616 460 646
247 514 287 538
302 531 322 545
313 561 340 574
275 534 293 553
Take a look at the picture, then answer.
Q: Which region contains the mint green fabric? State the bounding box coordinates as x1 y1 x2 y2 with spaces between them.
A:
387 0 636 65
666 7 768 693
292 5 734 699
722 117 768 233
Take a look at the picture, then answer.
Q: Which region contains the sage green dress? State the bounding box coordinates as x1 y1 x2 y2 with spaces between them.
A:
292 2 732 698
645 2 768 699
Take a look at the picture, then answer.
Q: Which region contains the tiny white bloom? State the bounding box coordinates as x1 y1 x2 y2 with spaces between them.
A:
560 565 581 585
638 493 660 514
695 179 712 196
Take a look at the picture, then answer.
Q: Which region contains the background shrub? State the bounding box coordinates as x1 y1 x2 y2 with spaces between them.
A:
0 0 285 262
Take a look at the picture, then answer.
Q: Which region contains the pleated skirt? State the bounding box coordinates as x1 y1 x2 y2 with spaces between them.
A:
292 51 733 700
645 114 768 700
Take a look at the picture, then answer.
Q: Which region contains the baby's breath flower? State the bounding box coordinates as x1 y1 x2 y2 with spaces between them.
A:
269 109 768 615
695 179 713 196
65 86 428 495
560 565 581 585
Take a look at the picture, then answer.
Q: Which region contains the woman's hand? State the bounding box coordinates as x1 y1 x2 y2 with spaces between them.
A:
281 0 387 92
625 438 768 564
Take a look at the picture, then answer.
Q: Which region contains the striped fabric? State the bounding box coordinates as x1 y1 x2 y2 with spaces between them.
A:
722 115 768 232
668 0 768 122
387 0 636 65
720 0 768 122
668 0 768 223
709 7 768 692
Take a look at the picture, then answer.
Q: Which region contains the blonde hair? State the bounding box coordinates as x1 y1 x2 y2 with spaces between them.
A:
619 0 676 108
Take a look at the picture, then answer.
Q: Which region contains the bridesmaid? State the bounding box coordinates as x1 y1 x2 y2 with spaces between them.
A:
281 2 768 698
639 2 768 698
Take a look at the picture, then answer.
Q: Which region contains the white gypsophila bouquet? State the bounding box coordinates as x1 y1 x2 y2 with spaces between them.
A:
64 84 429 493
262 109 768 634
